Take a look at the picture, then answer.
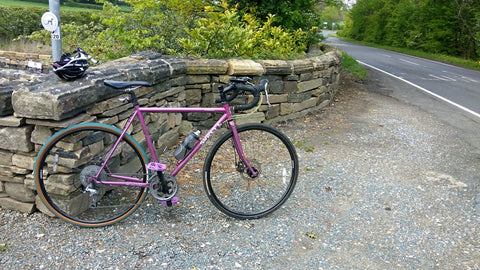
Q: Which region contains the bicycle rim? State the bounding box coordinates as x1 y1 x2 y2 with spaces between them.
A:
34 123 148 227
203 123 298 219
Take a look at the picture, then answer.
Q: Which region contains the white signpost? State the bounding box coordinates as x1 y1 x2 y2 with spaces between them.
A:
41 1 62 62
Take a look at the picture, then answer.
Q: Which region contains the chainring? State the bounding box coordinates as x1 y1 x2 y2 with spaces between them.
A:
149 173 178 201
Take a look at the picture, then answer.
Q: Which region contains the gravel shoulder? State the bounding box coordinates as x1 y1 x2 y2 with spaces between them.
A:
1 74 479 269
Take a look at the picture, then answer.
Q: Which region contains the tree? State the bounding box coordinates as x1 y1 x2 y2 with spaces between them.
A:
321 6 342 29
230 0 320 31
342 0 479 60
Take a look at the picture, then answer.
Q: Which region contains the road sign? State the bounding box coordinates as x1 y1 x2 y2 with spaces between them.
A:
41 12 59 32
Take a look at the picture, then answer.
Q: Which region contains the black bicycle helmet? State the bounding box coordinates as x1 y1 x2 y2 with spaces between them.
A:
52 47 94 81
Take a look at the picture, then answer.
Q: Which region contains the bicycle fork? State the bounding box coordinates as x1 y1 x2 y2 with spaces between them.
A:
228 120 259 178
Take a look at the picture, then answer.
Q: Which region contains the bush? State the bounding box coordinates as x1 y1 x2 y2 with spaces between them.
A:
180 1 307 59
19 0 311 61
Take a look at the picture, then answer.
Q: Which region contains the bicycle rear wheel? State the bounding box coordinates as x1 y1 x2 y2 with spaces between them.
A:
203 123 298 219
34 123 149 227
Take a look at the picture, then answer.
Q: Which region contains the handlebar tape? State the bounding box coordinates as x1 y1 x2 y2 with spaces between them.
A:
214 79 268 112
233 79 268 112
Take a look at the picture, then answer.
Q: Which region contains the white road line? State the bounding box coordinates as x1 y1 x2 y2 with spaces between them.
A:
399 58 420 66
429 74 456 82
358 61 480 119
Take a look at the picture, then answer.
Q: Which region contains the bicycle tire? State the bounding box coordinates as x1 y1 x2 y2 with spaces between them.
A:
34 123 149 227
203 123 298 219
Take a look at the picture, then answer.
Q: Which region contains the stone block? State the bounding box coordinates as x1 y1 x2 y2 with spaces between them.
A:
280 103 294 116
186 59 228 75
284 81 298 94
264 104 280 120
170 76 188 87
0 86 14 116
288 92 312 103
4 182 35 203
0 150 13 166
187 75 211 85
297 97 318 112
256 60 292 75
265 94 288 104
86 95 125 115
35 195 56 217
185 89 202 106
149 86 184 102
201 92 216 107
0 115 25 127
97 116 119 125
227 59 264 76
0 197 36 213
298 78 323 93
31 125 53 144
26 114 96 129
313 86 328 97
290 59 314 74
156 127 180 151
234 112 265 125
187 112 211 122
0 125 33 152
299 72 313 82
265 79 285 95
24 175 34 190
100 103 132 118
12 153 36 170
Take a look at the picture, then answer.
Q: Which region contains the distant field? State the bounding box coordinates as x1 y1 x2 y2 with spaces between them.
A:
0 0 100 11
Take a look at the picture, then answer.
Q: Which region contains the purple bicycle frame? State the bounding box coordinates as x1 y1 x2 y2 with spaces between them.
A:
92 102 257 187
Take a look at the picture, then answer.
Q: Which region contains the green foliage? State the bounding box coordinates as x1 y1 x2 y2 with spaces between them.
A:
180 1 307 59
231 0 319 31
229 0 322 46
341 51 368 79
0 6 98 40
15 0 312 61
341 0 480 60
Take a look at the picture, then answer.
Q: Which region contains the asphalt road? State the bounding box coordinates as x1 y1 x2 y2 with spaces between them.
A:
323 31 480 150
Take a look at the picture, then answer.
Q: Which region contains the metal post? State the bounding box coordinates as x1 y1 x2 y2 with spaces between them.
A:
49 0 62 62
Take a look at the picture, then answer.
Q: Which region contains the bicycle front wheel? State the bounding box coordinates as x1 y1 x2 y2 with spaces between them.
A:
34 123 149 227
203 123 299 219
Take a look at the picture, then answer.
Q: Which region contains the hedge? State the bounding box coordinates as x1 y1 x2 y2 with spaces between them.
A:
0 6 98 39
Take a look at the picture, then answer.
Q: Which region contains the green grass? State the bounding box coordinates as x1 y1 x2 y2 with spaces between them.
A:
1 0 95 11
1 0 131 11
0 243 11 252
341 51 368 80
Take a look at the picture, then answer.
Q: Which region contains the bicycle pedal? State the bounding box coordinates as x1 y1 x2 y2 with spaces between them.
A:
161 197 178 207
147 162 167 172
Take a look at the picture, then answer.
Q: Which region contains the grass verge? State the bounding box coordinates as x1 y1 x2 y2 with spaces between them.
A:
341 51 368 80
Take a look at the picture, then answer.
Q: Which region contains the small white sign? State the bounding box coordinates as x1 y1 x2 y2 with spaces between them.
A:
41 12 59 32
51 28 61 40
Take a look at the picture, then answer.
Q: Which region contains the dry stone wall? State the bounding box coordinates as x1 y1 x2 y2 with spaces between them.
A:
0 50 342 214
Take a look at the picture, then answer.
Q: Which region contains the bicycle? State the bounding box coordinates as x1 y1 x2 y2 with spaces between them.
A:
34 77 299 227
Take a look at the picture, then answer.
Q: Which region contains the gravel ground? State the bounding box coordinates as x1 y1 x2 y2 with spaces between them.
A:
1 76 479 269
